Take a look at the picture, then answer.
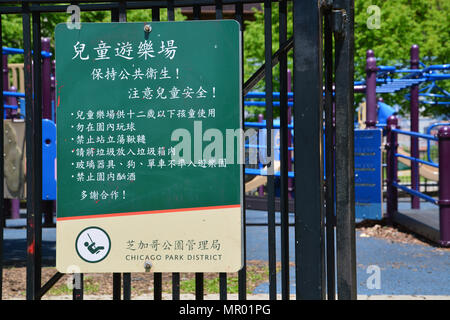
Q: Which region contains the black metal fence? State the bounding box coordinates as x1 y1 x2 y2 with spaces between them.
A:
0 0 356 300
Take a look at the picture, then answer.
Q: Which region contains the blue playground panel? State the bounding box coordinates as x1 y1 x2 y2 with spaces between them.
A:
245 126 384 221
377 101 396 126
42 119 56 200
354 129 383 221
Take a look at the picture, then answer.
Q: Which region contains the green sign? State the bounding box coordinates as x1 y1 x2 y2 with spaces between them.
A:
55 21 243 273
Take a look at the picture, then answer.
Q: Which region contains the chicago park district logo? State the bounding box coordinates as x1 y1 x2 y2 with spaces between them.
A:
75 227 111 263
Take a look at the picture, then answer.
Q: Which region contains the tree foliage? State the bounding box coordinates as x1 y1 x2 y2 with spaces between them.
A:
243 0 449 118
354 0 449 117
355 0 449 75
1 1 448 117
1 7 185 63
243 2 293 119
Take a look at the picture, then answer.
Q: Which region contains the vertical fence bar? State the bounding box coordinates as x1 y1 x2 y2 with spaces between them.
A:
172 273 180 300
23 1 39 300
334 0 356 300
32 7 43 300
215 0 223 19
264 0 276 300
23 1 34 300
193 4 201 20
293 0 325 300
324 8 336 300
219 272 227 300
153 273 162 300
123 273 131 300
235 1 247 301
73 273 84 300
195 273 204 300
167 0 174 21
111 6 119 21
365 50 377 129
438 126 450 247
119 0 127 22
410 44 420 209
214 0 227 301
152 7 160 21
278 0 290 301
0 13 4 301
386 115 398 220
113 273 121 300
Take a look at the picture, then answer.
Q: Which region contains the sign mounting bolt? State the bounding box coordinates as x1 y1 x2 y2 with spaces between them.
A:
144 260 152 272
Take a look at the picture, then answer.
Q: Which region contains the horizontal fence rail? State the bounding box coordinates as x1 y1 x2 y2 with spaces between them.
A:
386 116 450 246
391 128 438 141
389 124 440 204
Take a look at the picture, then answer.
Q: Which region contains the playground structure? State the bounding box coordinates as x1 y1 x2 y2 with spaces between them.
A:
362 45 449 246
2 39 56 226
2 40 449 244
243 45 449 246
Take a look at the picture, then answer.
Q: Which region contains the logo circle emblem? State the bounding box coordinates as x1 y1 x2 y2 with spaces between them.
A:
75 227 111 263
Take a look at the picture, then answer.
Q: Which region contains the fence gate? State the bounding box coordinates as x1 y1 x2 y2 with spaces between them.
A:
0 0 356 300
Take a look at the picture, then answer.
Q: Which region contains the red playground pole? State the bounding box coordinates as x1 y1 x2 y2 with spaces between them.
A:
438 126 450 247
410 44 420 209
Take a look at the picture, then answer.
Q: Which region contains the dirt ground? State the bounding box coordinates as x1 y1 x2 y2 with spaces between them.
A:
2 221 448 299
1 260 291 299
356 219 450 251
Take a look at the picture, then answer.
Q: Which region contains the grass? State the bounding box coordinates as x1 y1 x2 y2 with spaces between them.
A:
180 276 241 294
2 262 278 298
397 171 433 184
47 276 99 296
179 263 273 294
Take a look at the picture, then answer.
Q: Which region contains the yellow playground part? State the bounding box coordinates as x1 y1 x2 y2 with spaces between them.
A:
245 160 281 192
397 146 439 182
357 102 367 129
